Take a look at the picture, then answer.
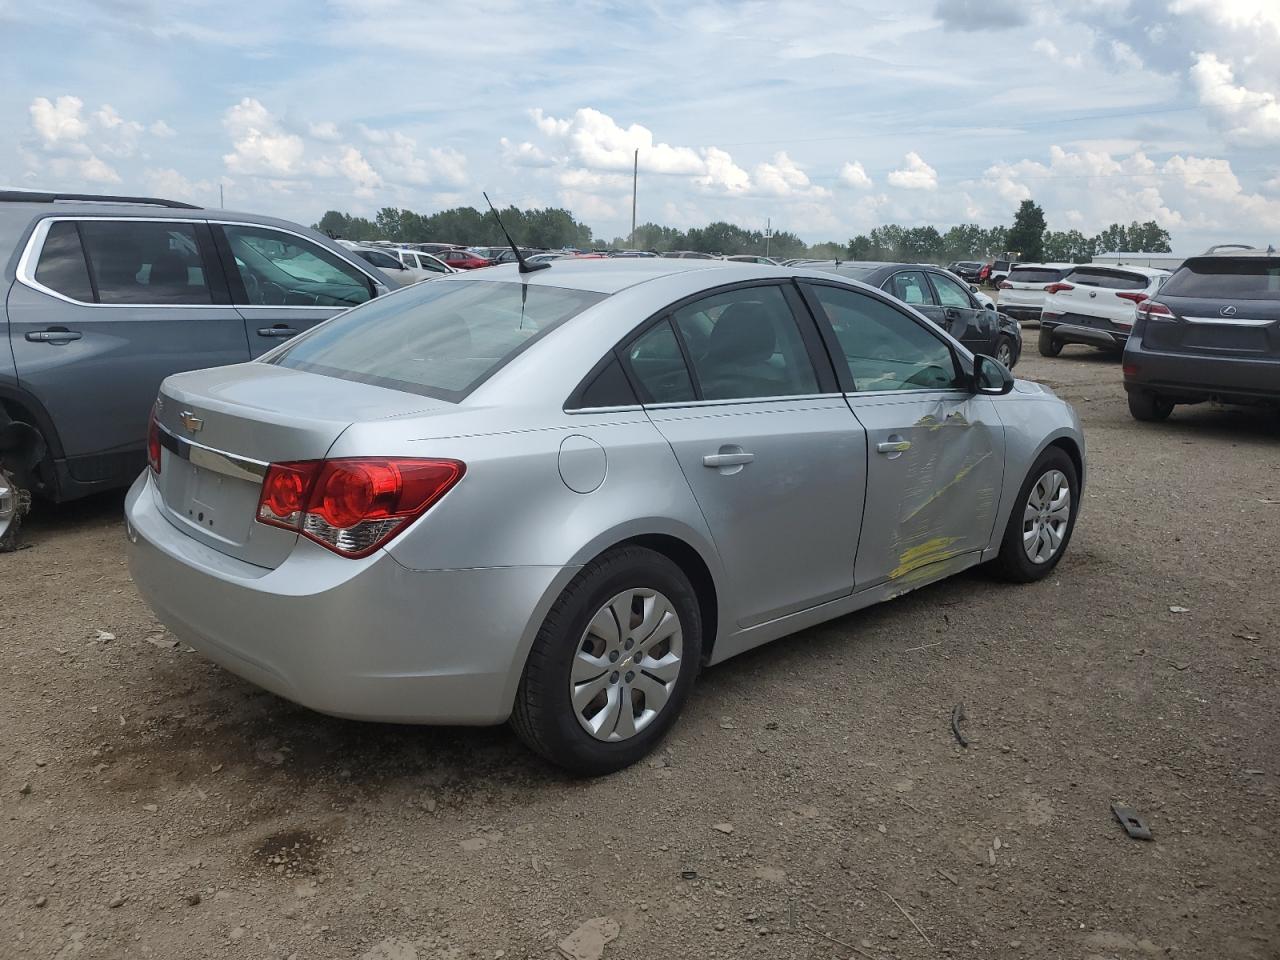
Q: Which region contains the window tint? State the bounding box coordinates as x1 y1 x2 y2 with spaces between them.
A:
76 220 212 305
1065 267 1149 290
931 272 974 308
1009 266 1068 284
671 285 818 401
1160 258 1280 300
884 271 934 306
805 284 960 392
223 225 372 308
573 356 638 408
269 279 604 401
420 256 446 273
627 321 695 404
34 221 94 302
358 249 402 270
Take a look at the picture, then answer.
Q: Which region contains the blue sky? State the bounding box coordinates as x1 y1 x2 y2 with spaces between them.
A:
3 0 1279 250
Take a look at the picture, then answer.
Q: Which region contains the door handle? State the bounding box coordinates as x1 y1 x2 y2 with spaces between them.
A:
26 329 82 343
257 326 299 338
703 452 755 468
876 439 912 454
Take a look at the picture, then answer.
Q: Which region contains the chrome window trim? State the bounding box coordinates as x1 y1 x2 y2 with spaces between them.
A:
640 392 849 411
155 422 268 482
15 215 382 310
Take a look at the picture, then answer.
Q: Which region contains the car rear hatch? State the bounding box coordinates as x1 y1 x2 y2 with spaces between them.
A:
1002 267 1068 308
152 363 449 569
1046 266 1155 328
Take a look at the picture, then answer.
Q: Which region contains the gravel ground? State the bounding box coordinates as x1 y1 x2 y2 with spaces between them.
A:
2 349 1278 960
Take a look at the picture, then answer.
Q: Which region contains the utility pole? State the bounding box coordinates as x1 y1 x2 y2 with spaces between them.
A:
765 217 771 259
219 184 224 209
630 148 638 249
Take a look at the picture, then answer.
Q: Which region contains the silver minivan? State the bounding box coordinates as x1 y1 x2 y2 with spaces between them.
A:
0 191 393 549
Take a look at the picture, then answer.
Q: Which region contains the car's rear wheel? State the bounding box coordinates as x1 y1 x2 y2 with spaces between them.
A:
1038 328 1062 357
995 336 1015 369
511 546 702 775
990 447 1079 583
0 466 31 553
1127 391 1174 422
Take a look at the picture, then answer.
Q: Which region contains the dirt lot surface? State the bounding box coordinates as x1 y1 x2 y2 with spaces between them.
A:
3 349 1278 960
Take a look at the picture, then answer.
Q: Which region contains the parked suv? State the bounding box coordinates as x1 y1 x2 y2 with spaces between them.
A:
1123 249 1280 420
0 191 393 549
988 258 1018 287
998 263 1075 326
1038 264 1170 357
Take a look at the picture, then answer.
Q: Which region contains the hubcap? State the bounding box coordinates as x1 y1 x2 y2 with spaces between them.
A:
1022 469 1071 564
997 343 1012 366
0 471 17 539
570 588 684 742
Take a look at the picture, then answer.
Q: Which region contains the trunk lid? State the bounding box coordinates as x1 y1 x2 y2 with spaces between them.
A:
153 363 450 568
1144 295 1280 358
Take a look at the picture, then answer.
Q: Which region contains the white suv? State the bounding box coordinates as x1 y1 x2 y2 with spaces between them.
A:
998 263 1075 327
1038 264 1170 356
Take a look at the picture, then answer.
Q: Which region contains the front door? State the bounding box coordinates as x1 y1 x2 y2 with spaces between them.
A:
623 284 867 628
929 270 997 355
8 217 248 478
212 223 379 358
800 281 1005 589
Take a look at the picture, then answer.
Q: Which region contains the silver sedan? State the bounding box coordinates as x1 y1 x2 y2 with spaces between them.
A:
125 259 1085 774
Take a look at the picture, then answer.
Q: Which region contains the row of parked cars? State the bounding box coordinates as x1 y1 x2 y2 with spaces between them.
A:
994 250 1279 423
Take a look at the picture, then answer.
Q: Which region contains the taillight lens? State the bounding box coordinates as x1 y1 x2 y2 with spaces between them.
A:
1115 291 1149 303
1123 364 1140 378
1044 282 1074 294
147 406 162 475
998 280 1013 289
1136 300 1173 319
256 457 464 558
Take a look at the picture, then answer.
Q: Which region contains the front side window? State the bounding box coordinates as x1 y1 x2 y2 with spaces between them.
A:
421 256 447 273
884 271 934 307
670 285 819 401
931 272 975 308
222 225 372 308
76 220 213 305
804 283 960 392
33 221 94 302
268 279 605 400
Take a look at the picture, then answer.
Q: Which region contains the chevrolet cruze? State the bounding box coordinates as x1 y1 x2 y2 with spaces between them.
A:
126 259 1085 774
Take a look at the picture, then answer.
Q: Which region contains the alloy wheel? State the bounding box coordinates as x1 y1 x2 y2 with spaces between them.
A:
1022 469 1071 564
996 341 1013 367
0 470 18 541
570 588 684 742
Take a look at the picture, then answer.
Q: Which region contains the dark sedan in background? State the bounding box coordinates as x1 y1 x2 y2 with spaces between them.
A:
813 262 1022 368
948 261 984 283
1123 249 1280 421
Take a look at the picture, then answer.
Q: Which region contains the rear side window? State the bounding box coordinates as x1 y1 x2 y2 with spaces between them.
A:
223 225 373 308
33 221 94 302
63 220 214 305
1009 266 1067 284
1065 268 1150 290
268 279 605 401
1161 258 1280 300
627 321 696 404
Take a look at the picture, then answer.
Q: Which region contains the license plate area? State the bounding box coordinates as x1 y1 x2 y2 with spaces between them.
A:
157 455 263 546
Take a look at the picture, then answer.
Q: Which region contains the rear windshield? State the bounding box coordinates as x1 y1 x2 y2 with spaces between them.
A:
1009 266 1068 284
267 279 606 401
1065 267 1150 290
1161 258 1280 300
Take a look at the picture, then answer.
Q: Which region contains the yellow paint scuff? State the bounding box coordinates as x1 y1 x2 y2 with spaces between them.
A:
889 536 962 580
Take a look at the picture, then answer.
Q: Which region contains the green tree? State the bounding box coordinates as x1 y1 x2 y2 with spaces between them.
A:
1005 200 1046 261
1124 220 1172 253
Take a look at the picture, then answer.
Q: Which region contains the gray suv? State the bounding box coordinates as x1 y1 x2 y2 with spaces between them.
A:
0 191 393 549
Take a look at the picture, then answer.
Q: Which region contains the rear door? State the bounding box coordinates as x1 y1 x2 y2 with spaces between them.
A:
212 222 380 358
883 269 946 328
623 282 867 628
928 270 996 354
9 216 248 475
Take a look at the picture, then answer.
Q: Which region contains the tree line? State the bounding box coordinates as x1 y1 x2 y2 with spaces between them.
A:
314 199 1173 264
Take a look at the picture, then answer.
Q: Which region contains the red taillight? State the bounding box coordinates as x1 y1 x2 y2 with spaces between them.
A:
1044 282 1074 294
256 457 465 558
1136 301 1173 319
1115 291 1149 303
1123 364 1140 378
998 280 1013 289
147 406 162 475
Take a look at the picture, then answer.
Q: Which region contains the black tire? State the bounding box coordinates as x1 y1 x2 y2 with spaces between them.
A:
1038 327 1063 357
0 466 31 553
989 447 1080 583
1128 391 1174 422
511 546 702 776
995 336 1016 369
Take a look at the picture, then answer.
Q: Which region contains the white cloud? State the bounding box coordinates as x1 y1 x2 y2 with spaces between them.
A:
695 147 751 193
531 107 705 175
308 120 341 142
752 151 830 198
499 137 553 168
887 152 938 190
144 167 212 203
1031 38 1082 68
29 96 88 147
78 155 121 183
337 146 381 198
839 160 872 188
150 120 176 138
365 130 467 187
1189 52 1280 146
222 97 306 176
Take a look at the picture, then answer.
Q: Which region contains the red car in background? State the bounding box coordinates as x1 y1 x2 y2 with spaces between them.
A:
978 263 992 284
438 249 494 270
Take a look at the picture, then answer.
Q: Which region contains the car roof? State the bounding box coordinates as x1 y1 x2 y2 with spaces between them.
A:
1070 263 1170 277
1010 262 1077 270
1195 247 1277 259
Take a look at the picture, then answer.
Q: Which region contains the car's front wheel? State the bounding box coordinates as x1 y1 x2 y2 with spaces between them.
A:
990 447 1079 583
1038 328 1063 357
995 336 1016 369
0 466 31 553
512 546 702 775
1127 391 1174 422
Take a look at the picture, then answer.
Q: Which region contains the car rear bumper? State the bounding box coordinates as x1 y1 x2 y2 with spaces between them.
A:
1043 318 1128 349
124 473 569 725
1124 341 1280 405
1001 304 1043 324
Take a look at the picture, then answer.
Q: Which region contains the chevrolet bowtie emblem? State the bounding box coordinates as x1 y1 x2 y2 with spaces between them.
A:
179 411 204 433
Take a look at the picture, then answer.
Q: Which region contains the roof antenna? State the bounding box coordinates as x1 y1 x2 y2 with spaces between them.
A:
483 192 549 274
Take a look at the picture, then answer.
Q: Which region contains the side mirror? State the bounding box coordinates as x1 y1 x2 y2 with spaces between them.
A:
972 354 1014 395
969 284 979 293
